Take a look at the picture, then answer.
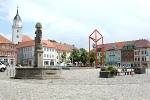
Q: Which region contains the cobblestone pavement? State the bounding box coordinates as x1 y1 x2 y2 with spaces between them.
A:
0 67 150 100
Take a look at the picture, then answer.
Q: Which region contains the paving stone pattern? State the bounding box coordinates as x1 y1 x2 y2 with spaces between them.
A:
0 67 150 100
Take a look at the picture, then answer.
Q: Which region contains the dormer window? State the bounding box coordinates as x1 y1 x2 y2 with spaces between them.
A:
109 45 117 50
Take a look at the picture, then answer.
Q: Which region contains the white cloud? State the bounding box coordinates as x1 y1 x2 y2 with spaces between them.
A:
0 0 150 50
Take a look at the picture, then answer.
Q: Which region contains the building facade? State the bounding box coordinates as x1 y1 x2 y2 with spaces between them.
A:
98 42 126 67
134 39 150 67
52 42 74 64
16 40 56 66
121 40 137 67
0 35 17 65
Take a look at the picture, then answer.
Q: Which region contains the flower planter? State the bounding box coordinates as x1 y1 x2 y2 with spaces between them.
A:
99 71 115 78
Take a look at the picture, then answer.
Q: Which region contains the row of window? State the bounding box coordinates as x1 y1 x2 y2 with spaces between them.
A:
44 61 54 66
57 50 70 54
22 47 32 52
23 54 32 58
135 57 146 61
0 51 15 56
135 51 147 55
107 57 120 61
122 53 133 56
44 47 54 52
98 52 120 56
99 50 148 56
122 57 147 62
122 59 133 61
2 45 14 49
44 54 54 58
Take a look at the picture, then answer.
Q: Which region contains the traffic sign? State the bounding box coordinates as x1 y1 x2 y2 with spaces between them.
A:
146 51 148 56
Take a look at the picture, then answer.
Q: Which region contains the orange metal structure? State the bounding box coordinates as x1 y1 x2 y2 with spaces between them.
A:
88 29 104 68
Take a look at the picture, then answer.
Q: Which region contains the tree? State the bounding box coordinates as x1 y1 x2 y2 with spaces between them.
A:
48 39 57 42
79 48 88 66
89 51 96 66
61 51 66 62
70 49 80 64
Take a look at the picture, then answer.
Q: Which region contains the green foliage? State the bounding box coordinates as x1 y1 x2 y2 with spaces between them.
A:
79 48 88 65
107 66 117 74
90 51 96 65
101 66 117 74
61 51 67 62
70 48 80 63
48 39 57 42
101 67 107 71
107 66 113 71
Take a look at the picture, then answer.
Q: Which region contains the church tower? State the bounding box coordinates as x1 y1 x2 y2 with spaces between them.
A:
12 6 22 44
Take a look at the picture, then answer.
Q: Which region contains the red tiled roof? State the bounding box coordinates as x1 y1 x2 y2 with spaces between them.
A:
52 42 71 51
98 41 127 51
22 35 32 42
135 39 150 48
16 40 55 49
0 35 13 44
42 40 55 48
64 43 76 51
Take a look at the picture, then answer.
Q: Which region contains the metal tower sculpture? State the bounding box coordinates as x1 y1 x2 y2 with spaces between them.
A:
88 29 104 68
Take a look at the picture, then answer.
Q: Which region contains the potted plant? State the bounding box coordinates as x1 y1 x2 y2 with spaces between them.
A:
99 66 117 78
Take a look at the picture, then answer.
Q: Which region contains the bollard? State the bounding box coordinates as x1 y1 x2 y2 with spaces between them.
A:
13 69 14 77
7 69 8 76
10 69 11 77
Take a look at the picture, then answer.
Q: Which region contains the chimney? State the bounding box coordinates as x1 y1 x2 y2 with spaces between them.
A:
73 44 74 47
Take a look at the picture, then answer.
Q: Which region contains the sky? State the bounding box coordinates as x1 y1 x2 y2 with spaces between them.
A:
0 0 150 50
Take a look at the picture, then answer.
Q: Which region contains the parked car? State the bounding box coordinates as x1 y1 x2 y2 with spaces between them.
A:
0 62 7 72
0 61 8 66
123 66 135 69
56 62 66 67
66 63 75 67
17 64 22 67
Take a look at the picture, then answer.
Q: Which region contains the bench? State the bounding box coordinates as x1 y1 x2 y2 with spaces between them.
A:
117 71 130 75
117 68 134 76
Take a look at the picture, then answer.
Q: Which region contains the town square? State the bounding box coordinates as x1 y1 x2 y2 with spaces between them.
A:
0 0 150 100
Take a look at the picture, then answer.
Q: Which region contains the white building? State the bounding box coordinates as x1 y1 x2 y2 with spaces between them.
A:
12 7 22 44
16 40 56 66
52 42 74 64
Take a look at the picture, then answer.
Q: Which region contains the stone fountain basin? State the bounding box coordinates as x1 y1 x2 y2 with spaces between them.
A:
15 67 62 79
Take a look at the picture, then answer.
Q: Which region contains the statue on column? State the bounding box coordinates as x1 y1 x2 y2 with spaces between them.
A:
34 22 43 67
35 22 42 51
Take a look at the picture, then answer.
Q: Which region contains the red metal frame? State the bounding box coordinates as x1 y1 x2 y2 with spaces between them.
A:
88 29 104 68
